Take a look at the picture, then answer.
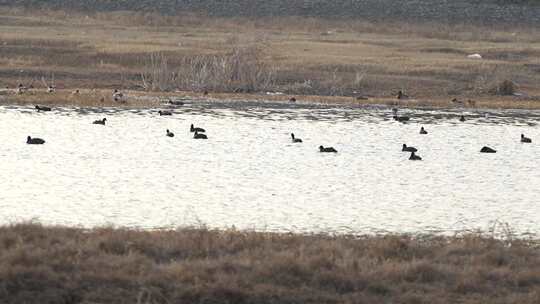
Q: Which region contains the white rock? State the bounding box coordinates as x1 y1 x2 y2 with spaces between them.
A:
467 54 482 59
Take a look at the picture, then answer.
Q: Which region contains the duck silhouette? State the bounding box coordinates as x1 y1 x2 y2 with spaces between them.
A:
291 133 302 143
158 110 172 116
190 124 205 133
419 127 428 134
319 145 337 153
402 144 417 152
166 129 174 137
194 131 208 139
409 152 422 160
35 105 51 112
480 146 496 153
93 118 106 125
521 134 532 143
26 136 45 144
393 115 410 122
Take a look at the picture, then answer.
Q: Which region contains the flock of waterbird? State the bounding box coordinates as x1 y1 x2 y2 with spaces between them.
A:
27 103 337 151
391 108 533 160
24 102 534 160
28 104 210 143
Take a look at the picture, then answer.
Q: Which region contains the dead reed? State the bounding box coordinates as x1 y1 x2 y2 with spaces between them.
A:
141 46 276 93
0 222 539 303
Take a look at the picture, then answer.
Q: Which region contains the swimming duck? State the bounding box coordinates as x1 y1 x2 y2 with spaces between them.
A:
459 115 466 122
521 134 532 143
319 145 337 153
402 144 418 152
393 115 410 122
166 129 174 137
193 131 207 139
289 97 297 103
409 152 422 160
168 100 184 106
419 127 428 134
26 136 45 144
291 133 302 143
480 146 496 153
190 124 205 133
93 118 106 125
35 105 51 112
158 110 172 116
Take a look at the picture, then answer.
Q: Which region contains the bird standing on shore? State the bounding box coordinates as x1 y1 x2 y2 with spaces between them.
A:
113 89 124 102
397 90 408 100
17 84 27 94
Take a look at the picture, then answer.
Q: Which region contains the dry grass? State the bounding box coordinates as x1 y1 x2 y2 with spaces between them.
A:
0 8 539 106
5 87 540 111
1 222 540 303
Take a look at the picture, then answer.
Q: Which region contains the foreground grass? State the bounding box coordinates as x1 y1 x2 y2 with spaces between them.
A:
1 223 540 303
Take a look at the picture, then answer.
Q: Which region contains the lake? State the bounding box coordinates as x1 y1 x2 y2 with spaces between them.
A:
1 101 539 237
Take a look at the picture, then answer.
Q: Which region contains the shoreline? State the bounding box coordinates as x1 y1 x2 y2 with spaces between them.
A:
2 88 540 110
1 222 539 303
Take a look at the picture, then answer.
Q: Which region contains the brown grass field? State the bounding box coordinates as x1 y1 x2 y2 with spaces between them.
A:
0 222 539 304
1 7 540 109
3 7 540 303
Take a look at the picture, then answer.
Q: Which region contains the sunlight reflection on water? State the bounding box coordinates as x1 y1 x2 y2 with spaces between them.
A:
1 102 539 236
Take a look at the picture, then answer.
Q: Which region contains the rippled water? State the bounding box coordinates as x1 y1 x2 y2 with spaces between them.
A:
1 101 540 236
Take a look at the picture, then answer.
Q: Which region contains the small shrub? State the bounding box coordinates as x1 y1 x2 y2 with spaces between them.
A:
141 46 276 93
490 79 517 96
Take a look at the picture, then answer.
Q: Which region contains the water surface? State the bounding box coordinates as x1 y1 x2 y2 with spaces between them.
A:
1 101 539 236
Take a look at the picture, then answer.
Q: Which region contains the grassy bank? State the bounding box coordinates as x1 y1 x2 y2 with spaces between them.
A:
0 8 539 104
1 223 540 303
4 88 540 110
